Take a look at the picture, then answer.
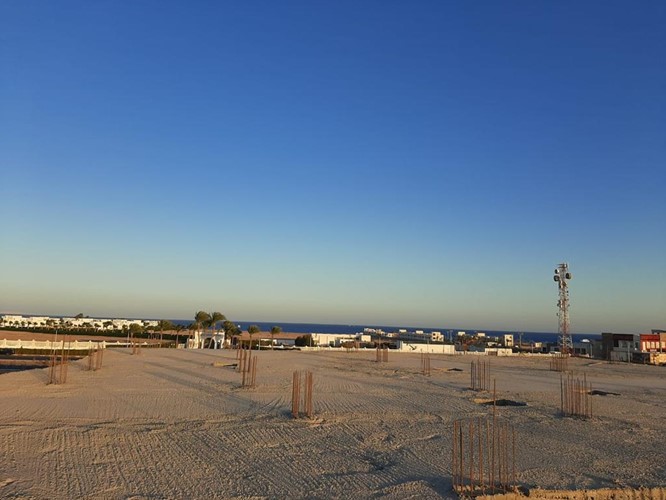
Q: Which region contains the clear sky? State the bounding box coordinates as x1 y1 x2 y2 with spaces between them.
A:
1 1 664 333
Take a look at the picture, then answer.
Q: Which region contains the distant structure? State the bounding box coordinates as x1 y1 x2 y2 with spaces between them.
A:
553 263 573 354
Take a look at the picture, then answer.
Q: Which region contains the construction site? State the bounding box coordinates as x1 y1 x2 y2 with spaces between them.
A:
0 344 664 499
0 265 664 498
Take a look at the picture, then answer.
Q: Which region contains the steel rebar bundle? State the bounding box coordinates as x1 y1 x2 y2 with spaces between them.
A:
304 371 314 418
470 359 491 391
291 371 300 418
421 352 431 376
452 416 517 496
560 372 592 419
291 370 314 419
47 339 69 385
550 353 568 372
375 345 388 362
131 333 141 355
239 347 257 388
238 345 248 373
86 347 104 372
96 347 104 371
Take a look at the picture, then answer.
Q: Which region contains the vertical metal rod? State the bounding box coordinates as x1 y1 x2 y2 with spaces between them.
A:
500 421 504 488
458 422 465 491
291 371 295 417
485 418 491 494
59 339 65 384
292 371 300 418
490 404 495 493
469 420 474 492
497 422 501 488
504 424 509 489
512 425 516 489
452 420 458 491
493 379 497 419
560 374 564 415
478 417 483 492
310 371 313 417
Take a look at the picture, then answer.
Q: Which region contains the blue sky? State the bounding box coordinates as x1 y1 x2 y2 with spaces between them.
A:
1 1 664 333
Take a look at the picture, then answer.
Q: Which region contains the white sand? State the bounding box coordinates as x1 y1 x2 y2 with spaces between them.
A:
0 349 664 499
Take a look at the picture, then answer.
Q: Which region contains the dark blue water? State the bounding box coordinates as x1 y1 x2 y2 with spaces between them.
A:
172 319 599 345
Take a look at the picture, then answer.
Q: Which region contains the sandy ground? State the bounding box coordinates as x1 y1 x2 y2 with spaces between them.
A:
0 349 664 499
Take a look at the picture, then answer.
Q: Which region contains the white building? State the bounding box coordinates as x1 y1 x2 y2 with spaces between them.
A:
312 333 364 347
188 330 225 349
1 314 157 331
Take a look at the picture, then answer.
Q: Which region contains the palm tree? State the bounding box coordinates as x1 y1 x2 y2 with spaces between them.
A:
187 323 198 348
222 320 239 348
194 311 211 337
156 320 175 344
207 312 226 334
199 312 225 349
270 326 282 350
174 324 185 347
247 325 261 350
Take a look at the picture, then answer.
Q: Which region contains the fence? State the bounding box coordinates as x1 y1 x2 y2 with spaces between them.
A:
1 338 110 350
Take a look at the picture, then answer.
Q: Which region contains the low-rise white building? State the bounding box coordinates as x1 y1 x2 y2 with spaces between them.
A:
312 333 363 347
1 314 157 331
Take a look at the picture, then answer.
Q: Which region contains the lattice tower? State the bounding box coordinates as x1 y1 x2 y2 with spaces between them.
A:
553 263 573 354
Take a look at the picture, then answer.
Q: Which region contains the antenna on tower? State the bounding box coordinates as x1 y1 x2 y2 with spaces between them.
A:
553 263 573 355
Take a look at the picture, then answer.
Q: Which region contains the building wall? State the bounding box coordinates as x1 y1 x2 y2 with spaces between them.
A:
397 342 455 354
640 334 666 352
311 333 359 347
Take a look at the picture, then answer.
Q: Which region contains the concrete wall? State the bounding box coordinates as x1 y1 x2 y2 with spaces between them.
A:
397 342 455 354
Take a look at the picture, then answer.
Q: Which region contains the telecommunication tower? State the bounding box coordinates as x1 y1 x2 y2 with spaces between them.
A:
553 263 573 354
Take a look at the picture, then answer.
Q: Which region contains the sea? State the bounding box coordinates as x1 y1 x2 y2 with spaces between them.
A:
171 320 599 345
